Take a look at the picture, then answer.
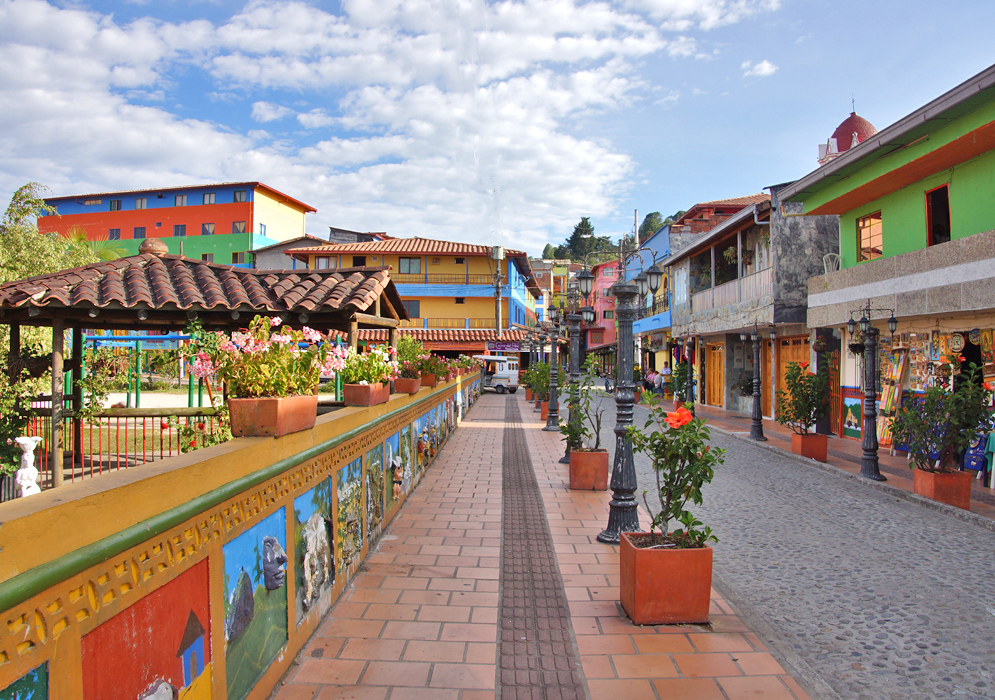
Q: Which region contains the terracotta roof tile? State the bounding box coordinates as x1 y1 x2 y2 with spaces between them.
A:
286 237 527 258
0 254 406 327
355 328 531 343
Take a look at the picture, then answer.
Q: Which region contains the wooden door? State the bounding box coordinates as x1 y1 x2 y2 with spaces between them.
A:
762 340 772 417
828 349 842 436
776 336 811 414
706 343 725 407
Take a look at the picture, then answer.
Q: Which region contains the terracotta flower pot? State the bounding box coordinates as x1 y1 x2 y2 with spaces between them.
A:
620 533 712 625
913 469 972 510
343 382 390 407
422 373 438 387
634 389 642 404
569 449 609 490
791 433 828 462
525 388 532 401
673 400 685 409
540 401 549 420
229 394 318 437
394 377 421 395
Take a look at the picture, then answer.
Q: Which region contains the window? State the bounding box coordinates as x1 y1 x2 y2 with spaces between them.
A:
202 223 215 236
174 195 187 207
133 226 146 239
232 221 246 234
109 199 121 211
603 310 614 319
201 253 214 262
590 330 604 345
173 224 186 237
603 268 615 276
352 256 366 267
135 197 147 210
233 190 247 203
259 223 266 236
402 300 420 318
83 199 102 206
926 186 950 246
399 257 421 274
857 211 883 262
316 257 330 269
232 252 246 264
203 192 215 205
455 257 465 264
455 297 465 304
108 228 120 240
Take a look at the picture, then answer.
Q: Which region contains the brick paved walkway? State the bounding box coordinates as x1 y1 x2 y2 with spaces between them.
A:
272 394 815 700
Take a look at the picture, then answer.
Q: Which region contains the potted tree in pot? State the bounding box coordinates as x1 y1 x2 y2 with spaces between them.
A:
775 361 831 461
340 345 400 406
189 315 339 437
623 402 725 624
890 357 993 510
560 358 610 490
531 362 551 419
671 361 689 409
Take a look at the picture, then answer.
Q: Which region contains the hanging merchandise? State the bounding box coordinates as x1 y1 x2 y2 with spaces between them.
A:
981 329 993 363
949 333 965 354
876 348 909 446
969 328 982 345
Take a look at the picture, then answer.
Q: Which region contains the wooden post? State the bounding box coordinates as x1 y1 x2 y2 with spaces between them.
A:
7 323 20 381
72 326 83 469
388 326 399 351
51 318 64 488
348 319 359 351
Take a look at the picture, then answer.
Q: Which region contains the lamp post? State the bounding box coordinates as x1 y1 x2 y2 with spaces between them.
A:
848 305 898 481
560 291 583 463
535 329 546 413
740 324 767 441
685 332 695 417
544 305 561 431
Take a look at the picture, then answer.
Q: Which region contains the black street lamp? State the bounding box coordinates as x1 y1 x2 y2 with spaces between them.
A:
597 253 661 545
848 305 898 481
739 323 767 441
544 305 561 431
535 329 546 413
561 291 583 464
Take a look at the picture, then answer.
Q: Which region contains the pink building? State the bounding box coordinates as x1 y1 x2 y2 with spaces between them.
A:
585 261 618 362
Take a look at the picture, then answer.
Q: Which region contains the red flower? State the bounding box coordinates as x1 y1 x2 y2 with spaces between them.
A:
799 361 809 370
197 422 206 430
984 381 993 391
160 420 168 430
665 406 694 429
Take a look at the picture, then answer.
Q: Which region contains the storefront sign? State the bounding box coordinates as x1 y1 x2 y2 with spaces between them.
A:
486 341 521 352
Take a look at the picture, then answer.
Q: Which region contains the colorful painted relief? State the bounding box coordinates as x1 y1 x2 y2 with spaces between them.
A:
336 457 364 573
399 424 413 494
222 508 288 700
0 663 47 700
293 479 334 626
415 416 428 474
81 559 211 700
842 397 862 439
366 443 385 538
386 430 412 508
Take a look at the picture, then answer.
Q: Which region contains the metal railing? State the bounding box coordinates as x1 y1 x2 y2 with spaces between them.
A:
393 273 496 285
636 298 670 319
426 318 466 328
690 267 772 314
2 407 221 503
468 318 511 329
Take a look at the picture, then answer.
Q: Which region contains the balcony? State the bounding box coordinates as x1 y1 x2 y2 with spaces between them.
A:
636 298 670 320
400 318 511 329
691 267 771 313
394 273 496 285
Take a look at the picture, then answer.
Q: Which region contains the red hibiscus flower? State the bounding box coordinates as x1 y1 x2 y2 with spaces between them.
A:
665 406 694 429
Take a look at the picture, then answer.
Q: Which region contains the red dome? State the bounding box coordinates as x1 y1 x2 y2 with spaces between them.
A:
831 112 877 153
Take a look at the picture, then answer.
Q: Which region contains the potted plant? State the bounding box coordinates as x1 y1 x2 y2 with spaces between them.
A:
623 401 725 624
340 346 400 406
531 362 550 419
671 361 689 408
418 354 447 387
560 358 610 490
890 357 993 510
189 315 337 437
775 361 831 461
394 336 425 394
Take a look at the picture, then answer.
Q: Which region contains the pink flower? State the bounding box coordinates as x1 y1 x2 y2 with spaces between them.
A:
302 326 322 343
271 333 292 344
270 316 283 327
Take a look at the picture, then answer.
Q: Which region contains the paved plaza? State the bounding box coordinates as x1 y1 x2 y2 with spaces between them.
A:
272 393 811 700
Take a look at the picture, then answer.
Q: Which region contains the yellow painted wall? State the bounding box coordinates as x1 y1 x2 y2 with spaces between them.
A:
0 377 481 700
253 188 309 241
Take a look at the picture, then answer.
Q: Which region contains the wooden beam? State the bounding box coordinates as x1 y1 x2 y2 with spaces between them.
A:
381 293 401 321
389 326 399 350
51 318 64 488
7 323 19 381
348 319 359 350
353 312 399 328
72 326 83 471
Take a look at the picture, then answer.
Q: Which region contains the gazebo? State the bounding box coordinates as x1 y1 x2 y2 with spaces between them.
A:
0 239 406 488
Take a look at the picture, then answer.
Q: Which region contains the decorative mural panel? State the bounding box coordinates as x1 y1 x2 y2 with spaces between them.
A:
366 444 385 541
843 396 862 439
293 479 334 627
222 508 288 700
81 560 211 700
0 663 46 700
336 458 364 574
0 381 475 700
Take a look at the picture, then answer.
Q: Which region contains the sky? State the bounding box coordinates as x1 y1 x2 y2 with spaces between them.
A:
1 0 994 257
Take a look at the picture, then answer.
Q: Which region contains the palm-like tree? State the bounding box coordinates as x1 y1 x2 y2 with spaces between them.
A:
62 225 128 261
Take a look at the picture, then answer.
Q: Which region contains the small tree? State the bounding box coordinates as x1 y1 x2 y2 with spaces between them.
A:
560 358 609 451
775 361 830 435
672 361 689 402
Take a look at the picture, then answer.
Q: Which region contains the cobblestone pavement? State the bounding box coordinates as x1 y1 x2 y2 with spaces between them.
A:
584 393 995 700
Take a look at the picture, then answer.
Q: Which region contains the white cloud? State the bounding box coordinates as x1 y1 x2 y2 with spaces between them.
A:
0 0 782 253
251 101 293 122
741 59 778 77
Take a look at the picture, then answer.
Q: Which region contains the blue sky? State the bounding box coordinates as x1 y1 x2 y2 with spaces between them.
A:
1 0 993 256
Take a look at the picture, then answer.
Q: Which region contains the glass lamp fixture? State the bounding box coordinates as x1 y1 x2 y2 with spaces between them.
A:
634 272 649 297
577 267 595 298
646 263 663 294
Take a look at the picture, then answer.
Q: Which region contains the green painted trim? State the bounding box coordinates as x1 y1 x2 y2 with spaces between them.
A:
0 384 464 613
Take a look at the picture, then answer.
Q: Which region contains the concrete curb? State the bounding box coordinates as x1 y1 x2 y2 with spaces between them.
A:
710 573 844 700
713 426 995 534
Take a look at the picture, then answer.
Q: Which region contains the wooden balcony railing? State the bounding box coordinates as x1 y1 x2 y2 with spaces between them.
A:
393 273 496 285
690 267 772 314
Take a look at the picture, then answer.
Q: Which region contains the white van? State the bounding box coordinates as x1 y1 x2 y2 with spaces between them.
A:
473 355 519 394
